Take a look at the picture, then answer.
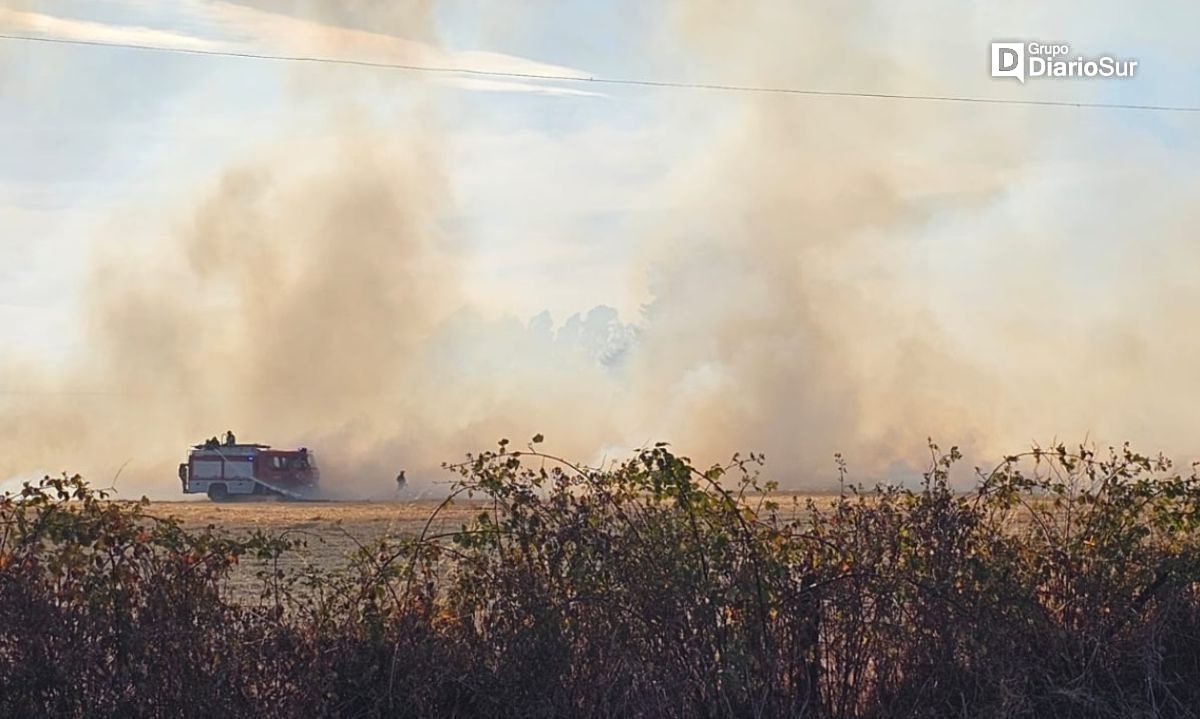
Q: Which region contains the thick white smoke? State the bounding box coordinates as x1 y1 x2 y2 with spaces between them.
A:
2 1 1199 495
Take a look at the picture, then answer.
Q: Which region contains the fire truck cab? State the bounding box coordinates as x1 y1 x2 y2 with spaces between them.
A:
178 441 319 501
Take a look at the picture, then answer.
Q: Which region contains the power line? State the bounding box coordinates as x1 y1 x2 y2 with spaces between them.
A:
3 31 1199 114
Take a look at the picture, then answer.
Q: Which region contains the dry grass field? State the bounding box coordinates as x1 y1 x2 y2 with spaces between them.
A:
144 499 491 599
151 498 485 536
143 495 826 599
151 494 829 542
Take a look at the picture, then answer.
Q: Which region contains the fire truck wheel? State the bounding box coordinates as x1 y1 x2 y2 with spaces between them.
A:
207 483 230 502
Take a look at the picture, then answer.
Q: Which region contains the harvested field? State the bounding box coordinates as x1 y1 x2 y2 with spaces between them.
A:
150 499 485 535
150 494 826 541
144 499 490 599
142 495 823 599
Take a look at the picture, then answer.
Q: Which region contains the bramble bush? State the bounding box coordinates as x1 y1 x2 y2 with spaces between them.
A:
2 438 1200 717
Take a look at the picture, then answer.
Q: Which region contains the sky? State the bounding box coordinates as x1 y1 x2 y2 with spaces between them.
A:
2 1 1200 496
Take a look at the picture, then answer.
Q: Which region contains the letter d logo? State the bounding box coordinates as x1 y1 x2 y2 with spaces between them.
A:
991 42 1025 83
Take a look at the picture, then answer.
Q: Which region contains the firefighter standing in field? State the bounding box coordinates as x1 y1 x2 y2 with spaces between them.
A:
395 470 407 493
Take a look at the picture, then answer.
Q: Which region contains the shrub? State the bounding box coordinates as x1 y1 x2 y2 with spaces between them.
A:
2 439 1200 717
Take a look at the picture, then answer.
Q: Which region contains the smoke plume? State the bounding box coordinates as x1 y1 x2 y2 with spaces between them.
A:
3 1 1198 495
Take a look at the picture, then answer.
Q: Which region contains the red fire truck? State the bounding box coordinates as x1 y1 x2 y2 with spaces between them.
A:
178 439 320 501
